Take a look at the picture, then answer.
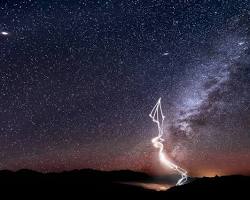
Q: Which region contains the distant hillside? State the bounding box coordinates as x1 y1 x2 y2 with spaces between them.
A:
0 169 156 197
0 169 152 184
0 169 249 197
166 175 250 194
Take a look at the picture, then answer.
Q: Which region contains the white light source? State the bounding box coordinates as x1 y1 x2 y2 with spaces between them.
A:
1 31 9 35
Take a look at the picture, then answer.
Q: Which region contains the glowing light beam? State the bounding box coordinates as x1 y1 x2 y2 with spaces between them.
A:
149 98 188 186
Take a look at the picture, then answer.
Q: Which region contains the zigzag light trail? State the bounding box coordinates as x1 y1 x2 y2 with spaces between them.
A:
149 98 188 186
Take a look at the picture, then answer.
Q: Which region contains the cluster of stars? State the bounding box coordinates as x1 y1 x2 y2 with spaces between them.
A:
0 1 249 176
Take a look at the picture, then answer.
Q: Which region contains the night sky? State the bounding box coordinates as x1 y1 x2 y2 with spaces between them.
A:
0 0 250 177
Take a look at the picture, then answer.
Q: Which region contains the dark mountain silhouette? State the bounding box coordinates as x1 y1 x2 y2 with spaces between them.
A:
0 169 249 198
167 175 250 194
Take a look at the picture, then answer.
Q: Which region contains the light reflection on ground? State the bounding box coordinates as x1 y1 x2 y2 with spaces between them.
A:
120 182 172 191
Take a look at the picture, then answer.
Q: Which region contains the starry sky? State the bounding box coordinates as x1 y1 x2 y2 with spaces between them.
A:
0 0 250 177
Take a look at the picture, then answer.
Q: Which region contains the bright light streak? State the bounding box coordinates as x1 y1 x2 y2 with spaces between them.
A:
149 98 188 186
1 31 9 35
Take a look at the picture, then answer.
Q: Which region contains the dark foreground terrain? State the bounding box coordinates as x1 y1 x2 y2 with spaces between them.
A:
0 169 249 198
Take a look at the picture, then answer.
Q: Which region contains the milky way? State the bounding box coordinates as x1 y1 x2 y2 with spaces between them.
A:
165 18 250 176
0 1 249 176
